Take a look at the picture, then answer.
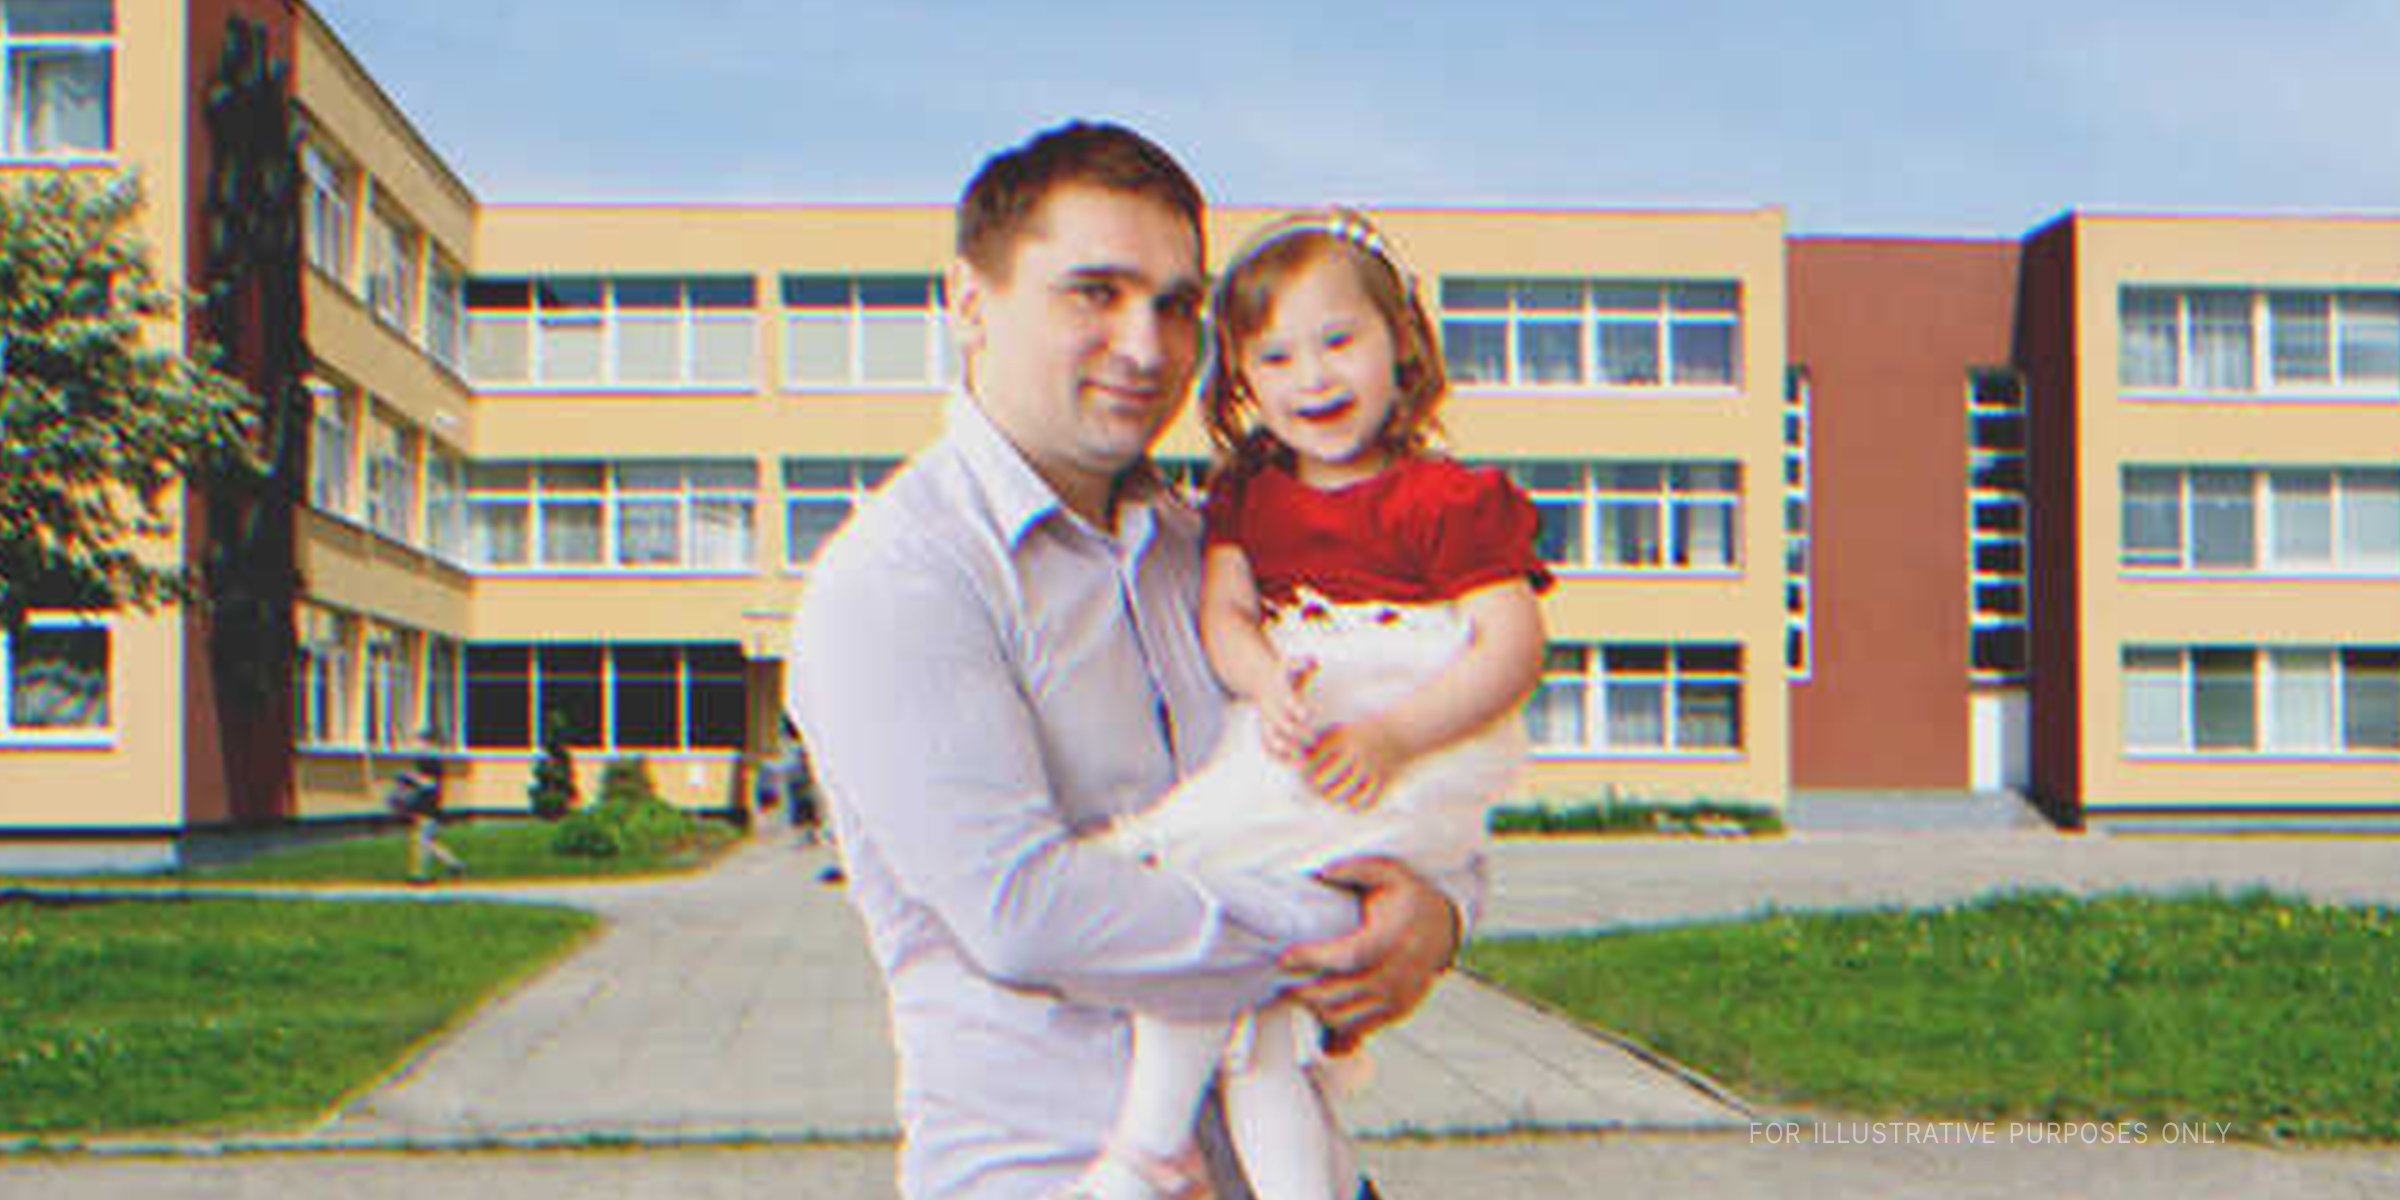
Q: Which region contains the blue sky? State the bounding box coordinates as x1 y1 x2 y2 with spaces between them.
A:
310 1 2400 237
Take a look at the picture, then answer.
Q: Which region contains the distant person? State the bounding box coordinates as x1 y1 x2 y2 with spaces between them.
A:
388 755 464 883
1069 209 1548 1198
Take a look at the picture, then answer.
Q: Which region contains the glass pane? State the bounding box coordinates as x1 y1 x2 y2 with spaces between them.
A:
12 47 109 153
2121 469 2181 564
1671 283 1738 313
537 277 603 309
617 499 681 565
1596 322 1660 385
2337 293 2400 384
1672 501 1736 568
613 278 680 310
1675 682 1740 749
1604 681 1664 747
467 315 530 383
2186 291 2253 391
1524 678 1585 748
2122 649 2184 750
2269 293 2332 384
2339 471 2400 569
613 675 681 749
540 501 604 565
789 315 851 384
467 462 531 490
615 315 680 384
1439 280 1509 312
2342 650 2400 750
1670 321 1736 385
2188 469 2255 569
782 276 849 308
1441 321 1506 385
8 625 106 727
2266 649 2335 751
468 501 528 566
1604 644 1669 673
689 675 748 748
540 462 607 491
855 276 930 309
537 318 604 384
1589 283 1658 313
7 0 111 33
692 316 754 384
784 459 857 490
861 314 930 383
787 499 853 565
1532 500 1582 566
615 461 683 491
687 460 757 490
1518 321 1582 384
2191 648 2257 750
465 278 531 310
1516 281 1580 312
687 277 756 309
2268 471 2333 568
2120 290 2179 388
1597 501 1660 567
692 499 754 568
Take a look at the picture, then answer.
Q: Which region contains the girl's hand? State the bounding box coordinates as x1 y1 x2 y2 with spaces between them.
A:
1259 657 1317 762
1304 718 1409 810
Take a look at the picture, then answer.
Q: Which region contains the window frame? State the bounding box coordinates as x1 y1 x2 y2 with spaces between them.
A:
1439 277 1744 394
780 274 956 392
1492 459 1743 576
0 611 113 745
0 0 114 161
467 459 760 575
2120 644 2400 758
2119 286 2400 400
782 457 900 570
1527 642 1746 758
2118 465 2400 578
463 642 747 754
299 135 358 288
466 275 759 392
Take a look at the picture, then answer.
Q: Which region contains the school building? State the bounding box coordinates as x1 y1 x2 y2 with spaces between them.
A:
2 1 2396 869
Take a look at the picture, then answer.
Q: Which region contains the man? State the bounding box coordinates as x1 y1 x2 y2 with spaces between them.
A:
788 121 1475 1200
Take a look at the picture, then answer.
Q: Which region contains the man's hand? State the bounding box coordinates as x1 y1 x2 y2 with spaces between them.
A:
1279 856 1460 1055
1302 719 1410 810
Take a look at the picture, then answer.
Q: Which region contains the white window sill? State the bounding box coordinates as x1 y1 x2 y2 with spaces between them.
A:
1549 567 1746 580
1454 384 1744 400
783 382 952 395
469 567 759 579
2122 749 2400 763
0 152 114 167
471 383 761 396
0 731 117 750
1529 748 1746 763
2121 388 2398 406
2121 568 2400 582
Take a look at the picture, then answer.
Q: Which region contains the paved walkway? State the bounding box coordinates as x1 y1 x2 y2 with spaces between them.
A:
10 822 2400 1196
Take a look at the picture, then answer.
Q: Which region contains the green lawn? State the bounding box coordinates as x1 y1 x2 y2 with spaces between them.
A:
1466 891 2400 1143
0 895 596 1135
188 817 744 884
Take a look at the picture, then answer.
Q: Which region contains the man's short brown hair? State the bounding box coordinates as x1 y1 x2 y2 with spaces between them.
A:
956 121 1205 282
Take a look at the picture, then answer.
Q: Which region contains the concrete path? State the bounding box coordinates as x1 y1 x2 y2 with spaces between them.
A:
324 832 1741 1145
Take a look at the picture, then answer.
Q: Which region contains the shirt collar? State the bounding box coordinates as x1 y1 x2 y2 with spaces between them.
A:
945 390 1167 552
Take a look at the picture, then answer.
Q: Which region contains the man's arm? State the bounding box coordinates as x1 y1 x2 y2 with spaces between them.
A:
790 535 1354 1022
1282 852 1485 1054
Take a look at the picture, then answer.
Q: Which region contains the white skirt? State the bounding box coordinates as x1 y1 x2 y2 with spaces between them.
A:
1101 588 1523 882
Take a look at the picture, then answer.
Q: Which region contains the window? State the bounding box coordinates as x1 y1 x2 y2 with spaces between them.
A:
425 444 468 565
465 643 747 751
297 604 356 748
363 405 416 545
363 203 419 334
784 458 900 567
466 275 757 388
0 0 111 157
1496 460 1740 572
1 614 108 737
468 459 758 571
1969 370 2029 680
2120 287 2400 395
424 636 462 749
308 378 354 518
783 275 954 389
1440 278 1740 390
363 623 420 749
1785 368 1812 676
300 138 356 284
426 256 465 373
2121 645 2400 755
1527 643 1743 754
2119 467 2400 574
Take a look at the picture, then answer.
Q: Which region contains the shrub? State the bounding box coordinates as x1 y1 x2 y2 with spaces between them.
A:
1489 790 1783 837
527 710 579 821
552 756 697 859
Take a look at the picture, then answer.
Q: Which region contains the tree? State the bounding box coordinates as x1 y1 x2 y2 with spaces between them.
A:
528 709 581 820
0 172 258 633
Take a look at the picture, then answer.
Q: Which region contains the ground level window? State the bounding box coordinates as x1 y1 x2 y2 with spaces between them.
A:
1528 641 1743 753
466 642 747 752
2 618 109 734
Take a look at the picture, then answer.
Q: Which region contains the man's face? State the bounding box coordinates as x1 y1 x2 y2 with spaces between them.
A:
951 186 1204 518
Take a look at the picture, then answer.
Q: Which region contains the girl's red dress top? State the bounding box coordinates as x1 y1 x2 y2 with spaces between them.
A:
1202 456 1555 608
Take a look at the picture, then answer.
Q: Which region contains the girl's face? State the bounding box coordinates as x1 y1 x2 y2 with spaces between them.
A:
1238 254 1403 489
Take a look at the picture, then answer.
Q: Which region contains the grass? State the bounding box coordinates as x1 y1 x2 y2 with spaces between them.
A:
1466 890 2400 1143
0 894 597 1135
1489 796 1783 837
187 817 745 884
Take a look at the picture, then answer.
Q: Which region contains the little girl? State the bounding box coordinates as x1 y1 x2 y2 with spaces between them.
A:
1068 210 1550 1200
